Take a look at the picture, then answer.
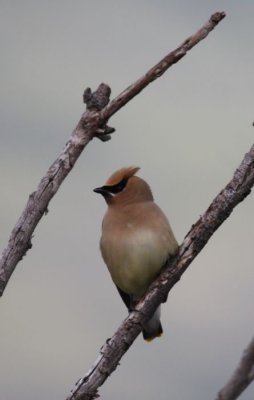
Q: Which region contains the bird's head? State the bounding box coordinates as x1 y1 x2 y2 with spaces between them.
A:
94 166 153 206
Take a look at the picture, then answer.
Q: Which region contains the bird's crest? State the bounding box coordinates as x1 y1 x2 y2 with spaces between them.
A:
106 166 140 185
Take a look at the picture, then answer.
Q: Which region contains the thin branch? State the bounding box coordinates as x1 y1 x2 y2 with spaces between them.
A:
100 11 226 121
216 336 254 400
66 144 254 400
0 11 225 297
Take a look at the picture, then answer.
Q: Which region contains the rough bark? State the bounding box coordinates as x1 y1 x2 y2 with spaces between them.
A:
0 11 226 296
67 145 254 400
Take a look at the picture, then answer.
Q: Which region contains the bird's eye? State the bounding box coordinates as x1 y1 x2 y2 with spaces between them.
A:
109 177 128 194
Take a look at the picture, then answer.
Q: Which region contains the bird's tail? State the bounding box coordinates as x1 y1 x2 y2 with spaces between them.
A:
142 306 163 342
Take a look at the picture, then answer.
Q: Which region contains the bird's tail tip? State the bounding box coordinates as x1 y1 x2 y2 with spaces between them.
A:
143 322 163 342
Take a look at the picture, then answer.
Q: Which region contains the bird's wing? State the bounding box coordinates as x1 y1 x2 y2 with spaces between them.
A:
115 285 132 311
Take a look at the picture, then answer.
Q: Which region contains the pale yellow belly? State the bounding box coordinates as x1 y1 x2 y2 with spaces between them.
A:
101 229 172 296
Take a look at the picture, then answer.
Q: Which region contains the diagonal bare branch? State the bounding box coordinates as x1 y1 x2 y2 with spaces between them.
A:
66 144 254 400
101 11 226 121
216 336 254 400
0 11 226 297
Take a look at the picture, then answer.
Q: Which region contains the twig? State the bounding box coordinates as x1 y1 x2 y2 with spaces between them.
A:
0 11 225 296
216 336 254 400
100 11 226 121
66 144 254 400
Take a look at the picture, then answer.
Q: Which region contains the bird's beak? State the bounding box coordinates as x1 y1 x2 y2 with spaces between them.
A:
93 186 110 196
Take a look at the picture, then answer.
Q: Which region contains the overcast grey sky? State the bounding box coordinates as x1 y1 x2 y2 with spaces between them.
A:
1 1 254 399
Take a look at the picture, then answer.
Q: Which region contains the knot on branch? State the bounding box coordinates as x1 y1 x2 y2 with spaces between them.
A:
210 11 226 23
83 83 111 111
94 125 115 142
83 83 115 142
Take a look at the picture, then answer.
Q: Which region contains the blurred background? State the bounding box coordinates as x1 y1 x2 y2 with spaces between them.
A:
1 1 254 399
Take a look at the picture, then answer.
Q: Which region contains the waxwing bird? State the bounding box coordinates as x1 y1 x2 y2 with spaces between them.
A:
94 167 178 341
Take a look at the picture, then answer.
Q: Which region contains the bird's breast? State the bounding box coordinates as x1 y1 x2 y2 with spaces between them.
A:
100 223 171 296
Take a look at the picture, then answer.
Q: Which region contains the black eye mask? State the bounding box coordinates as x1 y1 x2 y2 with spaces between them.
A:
103 177 128 194
93 177 128 196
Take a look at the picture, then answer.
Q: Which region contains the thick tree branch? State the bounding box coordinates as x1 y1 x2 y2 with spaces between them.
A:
0 11 225 296
66 144 254 400
216 336 254 400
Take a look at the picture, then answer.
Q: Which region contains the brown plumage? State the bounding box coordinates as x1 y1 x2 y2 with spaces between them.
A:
94 167 178 341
